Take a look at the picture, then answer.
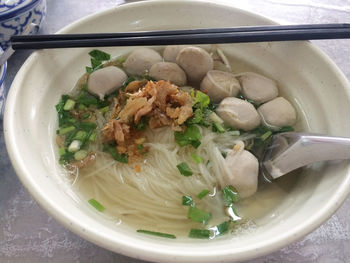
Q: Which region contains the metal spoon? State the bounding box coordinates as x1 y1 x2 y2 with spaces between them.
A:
260 132 350 180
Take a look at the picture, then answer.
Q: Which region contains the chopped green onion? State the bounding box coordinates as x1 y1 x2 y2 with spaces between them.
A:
222 185 239 205
59 151 74 164
212 122 225 133
227 204 241 222
221 152 227 159
182 195 194 206
86 67 93 73
99 106 109 114
197 189 210 200
58 126 76 135
89 49 111 61
88 132 97 142
174 125 202 148
77 93 98 106
176 162 193 176
188 206 212 224
278 126 294 133
78 104 87 110
191 153 202 164
189 228 211 239
261 130 272 141
135 116 149 131
88 198 105 212
63 99 76 111
56 95 70 112
74 150 88 161
81 112 90 119
58 147 66 156
103 144 128 163
137 144 144 150
79 122 97 131
68 140 82 153
211 221 230 237
137 229 176 239
73 130 87 141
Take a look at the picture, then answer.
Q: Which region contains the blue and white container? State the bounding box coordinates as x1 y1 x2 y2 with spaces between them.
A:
0 54 7 119
0 0 46 49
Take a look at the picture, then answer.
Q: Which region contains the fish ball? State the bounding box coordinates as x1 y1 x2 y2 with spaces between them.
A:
224 149 259 198
258 97 297 127
124 48 162 76
216 97 261 131
176 46 213 83
149 62 187 86
87 66 127 100
238 72 278 104
200 70 240 103
163 45 187 63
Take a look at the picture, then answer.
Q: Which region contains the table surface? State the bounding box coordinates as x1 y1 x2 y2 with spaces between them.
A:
1 0 350 262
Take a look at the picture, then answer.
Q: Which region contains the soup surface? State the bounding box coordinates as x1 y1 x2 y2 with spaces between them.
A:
55 46 301 239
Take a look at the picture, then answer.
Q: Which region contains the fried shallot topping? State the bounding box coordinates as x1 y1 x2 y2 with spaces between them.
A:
102 80 193 161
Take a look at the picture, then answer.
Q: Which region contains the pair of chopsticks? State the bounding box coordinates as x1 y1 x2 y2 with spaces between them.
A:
10 23 350 49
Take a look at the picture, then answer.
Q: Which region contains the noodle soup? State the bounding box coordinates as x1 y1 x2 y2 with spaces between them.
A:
55 46 299 239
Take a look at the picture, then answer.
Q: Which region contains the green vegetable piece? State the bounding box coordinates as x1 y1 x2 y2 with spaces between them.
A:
81 112 90 119
136 230 176 239
222 185 239 205
74 150 88 161
182 195 194 206
79 122 97 131
177 162 193 176
91 58 102 69
103 144 128 163
86 67 93 73
137 144 144 150
59 151 74 164
89 50 111 61
174 125 202 148
212 122 225 133
188 206 212 224
187 108 203 125
88 198 105 212
278 126 294 133
79 104 87 110
63 99 76 111
56 95 69 112
195 90 210 109
135 116 149 131
197 189 210 200
221 152 227 159
191 153 202 164
99 106 109 114
227 204 241 222
88 132 97 142
58 147 66 156
73 130 87 141
59 126 76 135
261 130 272 141
189 228 211 239
212 221 230 237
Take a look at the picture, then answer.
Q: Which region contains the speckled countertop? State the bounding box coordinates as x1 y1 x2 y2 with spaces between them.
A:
1 0 350 262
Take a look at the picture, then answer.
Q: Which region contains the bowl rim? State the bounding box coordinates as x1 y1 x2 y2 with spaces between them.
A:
4 0 350 262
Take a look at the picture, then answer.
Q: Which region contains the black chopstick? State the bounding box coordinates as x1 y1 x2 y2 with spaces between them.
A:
10 23 350 50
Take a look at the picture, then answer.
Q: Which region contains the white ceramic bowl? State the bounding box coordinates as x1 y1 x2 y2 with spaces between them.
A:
4 1 350 262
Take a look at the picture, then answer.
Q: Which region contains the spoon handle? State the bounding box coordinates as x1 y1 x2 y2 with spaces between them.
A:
262 132 350 179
